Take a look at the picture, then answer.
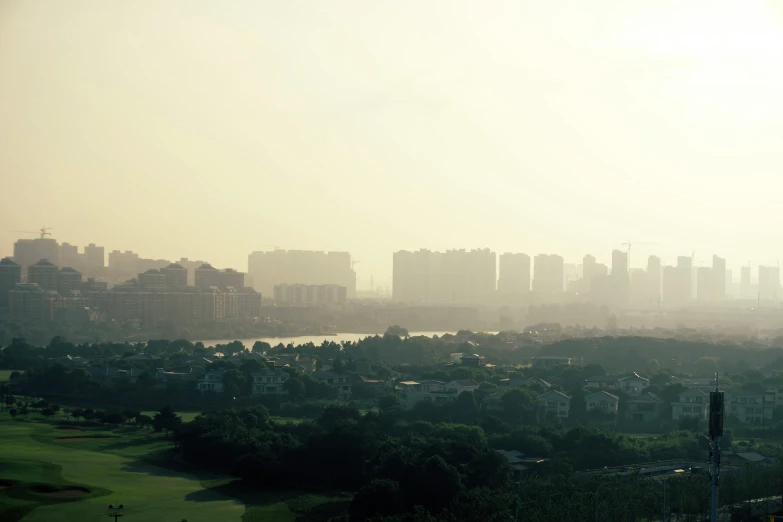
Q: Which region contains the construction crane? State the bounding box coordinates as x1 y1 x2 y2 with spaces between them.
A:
12 226 53 239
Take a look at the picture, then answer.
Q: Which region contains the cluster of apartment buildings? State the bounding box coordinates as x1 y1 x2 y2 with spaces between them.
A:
248 250 357 299
273 283 347 305
392 248 781 309
0 257 260 325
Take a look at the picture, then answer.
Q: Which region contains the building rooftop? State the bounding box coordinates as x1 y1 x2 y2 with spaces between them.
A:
0 257 19 266
165 263 184 269
197 263 215 270
32 259 56 267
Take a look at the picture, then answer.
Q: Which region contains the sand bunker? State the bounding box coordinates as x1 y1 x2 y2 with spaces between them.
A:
31 484 90 498
0 479 18 490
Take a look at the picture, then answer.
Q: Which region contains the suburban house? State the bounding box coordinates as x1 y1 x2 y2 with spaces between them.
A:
311 370 352 400
447 380 479 394
671 389 708 420
618 373 650 396
585 375 621 390
722 451 777 467
484 391 507 411
586 390 619 415
624 393 663 422
585 373 649 396
460 354 484 367
540 390 571 419
396 379 478 409
251 368 289 396
532 356 571 369
154 368 198 382
495 450 548 480
197 369 225 393
88 367 143 387
730 391 773 424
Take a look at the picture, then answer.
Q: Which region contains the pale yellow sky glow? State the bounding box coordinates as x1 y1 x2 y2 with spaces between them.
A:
2 0 782 285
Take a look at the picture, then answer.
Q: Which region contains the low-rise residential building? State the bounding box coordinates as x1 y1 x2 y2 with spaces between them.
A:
618 373 650 396
624 393 663 422
541 390 571 419
154 368 198 382
532 356 571 369
251 368 289 396
671 389 708 421
197 369 225 393
586 390 619 415
460 354 483 367
731 391 772 424
395 379 477 409
311 370 352 400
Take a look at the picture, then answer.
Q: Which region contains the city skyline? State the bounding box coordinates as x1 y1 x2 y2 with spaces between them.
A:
4 1 783 287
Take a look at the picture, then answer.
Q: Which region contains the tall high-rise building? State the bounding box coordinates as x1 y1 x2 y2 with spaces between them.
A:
14 238 59 277
0 258 22 308
612 250 628 276
712 255 726 300
532 254 564 295
161 263 188 290
662 257 693 308
436 249 496 304
195 263 220 289
27 259 59 292
248 250 357 298
758 265 781 301
220 268 245 289
83 243 105 276
647 256 661 306
57 267 82 295
393 249 438 303
498 253 530 295
139 269 167 291
59 243 80 270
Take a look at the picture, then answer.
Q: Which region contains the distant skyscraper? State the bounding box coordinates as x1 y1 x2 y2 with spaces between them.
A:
27 259 59 292
393 249 438 303
0 258 22 308
14 237 59 277
248 250 357 298
758 265 781 301
57 267 82 296
713 255 726 300
532 254 564 295
611 250 628 276
161 263 188 290
83 243 105 276
647 256 661 306
498 253 530 295
662 257 692 308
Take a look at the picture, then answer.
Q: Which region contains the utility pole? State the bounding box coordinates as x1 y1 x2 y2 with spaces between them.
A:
108 503 124 522
708 374 724 522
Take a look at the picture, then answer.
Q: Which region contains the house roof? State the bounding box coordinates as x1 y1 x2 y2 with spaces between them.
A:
541 390 571 400
628 393 663 403
526 377 552 387
252 368 287 377
586 375 620 383
496 449 525 464
398 380 420 386
620 372 649 383
680 388 709 397
451 379 479 387
733 452 768 462
587 390 620 401
460 354 482 360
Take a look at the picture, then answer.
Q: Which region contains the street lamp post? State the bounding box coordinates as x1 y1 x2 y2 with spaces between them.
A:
108 503 124 522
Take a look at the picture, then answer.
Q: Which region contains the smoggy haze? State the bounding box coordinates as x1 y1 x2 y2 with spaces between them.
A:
2 0 783 286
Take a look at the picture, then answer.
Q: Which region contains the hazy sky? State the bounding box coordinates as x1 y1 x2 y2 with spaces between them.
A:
2 0 783 286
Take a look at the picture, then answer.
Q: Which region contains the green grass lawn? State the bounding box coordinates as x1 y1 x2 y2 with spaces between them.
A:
141 410 201 423
0 369 18 382
0 413 350 522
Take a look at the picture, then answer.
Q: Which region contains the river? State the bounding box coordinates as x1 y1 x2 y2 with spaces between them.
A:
192 331 458 348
